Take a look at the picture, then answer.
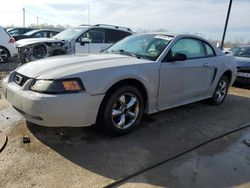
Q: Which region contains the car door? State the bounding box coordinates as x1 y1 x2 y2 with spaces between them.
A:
158 38 215 110
75 28 105 54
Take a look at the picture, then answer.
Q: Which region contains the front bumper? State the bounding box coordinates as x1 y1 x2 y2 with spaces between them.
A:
235 68 250 85
2 73 104 127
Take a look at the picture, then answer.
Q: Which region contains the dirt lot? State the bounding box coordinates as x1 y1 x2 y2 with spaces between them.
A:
0 60 250 187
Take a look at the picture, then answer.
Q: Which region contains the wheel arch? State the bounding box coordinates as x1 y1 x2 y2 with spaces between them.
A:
96 78 149 124
0 46 10 57
222 70 232 84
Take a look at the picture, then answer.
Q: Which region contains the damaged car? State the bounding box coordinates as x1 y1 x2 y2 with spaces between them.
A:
2 33 237 135
16 24 134 63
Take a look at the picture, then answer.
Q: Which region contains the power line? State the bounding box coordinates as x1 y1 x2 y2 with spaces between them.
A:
25 10 61 25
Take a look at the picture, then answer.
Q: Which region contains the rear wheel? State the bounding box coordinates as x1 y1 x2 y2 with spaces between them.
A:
98 86 144 136
0 47 10 63
209 75 229 105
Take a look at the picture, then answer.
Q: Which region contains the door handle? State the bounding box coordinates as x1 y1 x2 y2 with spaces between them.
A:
203 63 210 67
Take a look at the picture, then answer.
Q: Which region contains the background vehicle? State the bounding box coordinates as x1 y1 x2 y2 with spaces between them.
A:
15 24 134 63
0 26 17 63
2 33 237 136
229 45 250 85
7 27 34 39
14 29 62 41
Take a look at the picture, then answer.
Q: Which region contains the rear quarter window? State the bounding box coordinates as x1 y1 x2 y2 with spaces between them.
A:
105 29 131 43
204 42 215 57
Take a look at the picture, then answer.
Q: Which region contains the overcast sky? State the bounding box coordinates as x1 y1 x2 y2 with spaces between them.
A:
0 0 249 41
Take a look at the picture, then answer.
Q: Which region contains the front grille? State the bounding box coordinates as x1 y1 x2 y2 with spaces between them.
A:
14 72 30 86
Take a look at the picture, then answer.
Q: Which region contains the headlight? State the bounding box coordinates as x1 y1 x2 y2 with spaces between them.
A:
30 78 85 94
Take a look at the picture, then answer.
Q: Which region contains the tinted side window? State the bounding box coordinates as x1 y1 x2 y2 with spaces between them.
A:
82 29 105 43
105 29 131 43
34 31 47 38
50 31 58 38
9 29 19 35
171 38 206 59
204 42 215 57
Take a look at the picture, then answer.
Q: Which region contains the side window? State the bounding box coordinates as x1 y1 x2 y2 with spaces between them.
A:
105 29 131 43
171 38 206 59
34 31 47 38
9 29 19 35
49 31 58 38
81 29 105 43
204 42 215 57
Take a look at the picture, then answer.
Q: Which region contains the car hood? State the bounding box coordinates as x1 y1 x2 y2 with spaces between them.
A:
15 54 151 79
234 57 250 67
15 38 64 47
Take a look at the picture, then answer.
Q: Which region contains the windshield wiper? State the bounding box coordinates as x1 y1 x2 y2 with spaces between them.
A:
113 49 141 59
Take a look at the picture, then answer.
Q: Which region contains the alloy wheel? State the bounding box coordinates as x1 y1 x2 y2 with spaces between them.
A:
215 79 228 102
111 93 139 130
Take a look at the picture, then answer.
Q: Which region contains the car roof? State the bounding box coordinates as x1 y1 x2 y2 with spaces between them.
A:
32 29 61 32
77 24 134 33
7 27 33 30
136 32 210 41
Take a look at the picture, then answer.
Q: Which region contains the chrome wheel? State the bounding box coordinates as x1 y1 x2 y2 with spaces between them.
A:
215 79 227 102
111 93 139 130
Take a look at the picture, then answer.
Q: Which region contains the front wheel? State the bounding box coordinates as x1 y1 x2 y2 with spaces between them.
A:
99 86 144 136
209 75 229 105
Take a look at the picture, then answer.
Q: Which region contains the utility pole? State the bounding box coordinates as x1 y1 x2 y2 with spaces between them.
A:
22 8 25 27
88 4 90 25
36 17 39 28
221 0 233 50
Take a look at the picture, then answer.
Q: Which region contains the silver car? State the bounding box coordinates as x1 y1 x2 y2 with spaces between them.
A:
2 33 237 135
229 45 250 85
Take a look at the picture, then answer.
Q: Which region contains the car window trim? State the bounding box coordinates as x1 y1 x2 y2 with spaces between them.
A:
163 37 216 63
202 41 216 57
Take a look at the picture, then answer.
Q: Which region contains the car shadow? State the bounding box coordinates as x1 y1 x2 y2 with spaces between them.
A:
233 82 250 90
27 94 250 187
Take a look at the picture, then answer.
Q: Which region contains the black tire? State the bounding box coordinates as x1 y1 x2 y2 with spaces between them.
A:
52 50 65 56
209 75 229 105
32 45 47 58
0 47 10 63
98 86 144 136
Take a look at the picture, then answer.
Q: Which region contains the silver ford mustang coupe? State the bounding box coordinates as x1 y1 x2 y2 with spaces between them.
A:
2 33 237 135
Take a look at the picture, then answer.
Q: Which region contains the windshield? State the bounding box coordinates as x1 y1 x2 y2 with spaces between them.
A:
230 46 250 58
106 34 173 61
53 27 87 40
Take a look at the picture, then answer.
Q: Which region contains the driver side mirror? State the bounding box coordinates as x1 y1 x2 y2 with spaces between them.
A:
80 38 91 46
167 52 187 62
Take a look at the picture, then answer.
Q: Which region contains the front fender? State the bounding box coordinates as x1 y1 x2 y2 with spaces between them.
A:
81 63 160 113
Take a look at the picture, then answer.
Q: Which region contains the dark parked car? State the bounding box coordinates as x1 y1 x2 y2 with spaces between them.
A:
229 45 250 85
7 27 34 36
14 29 62 41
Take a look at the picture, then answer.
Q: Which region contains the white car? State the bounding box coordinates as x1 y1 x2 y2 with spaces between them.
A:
2 33 237 135
15 24 134 63
0 26 17 63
